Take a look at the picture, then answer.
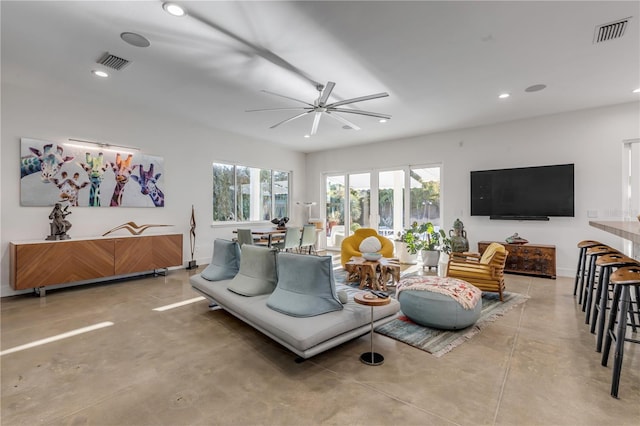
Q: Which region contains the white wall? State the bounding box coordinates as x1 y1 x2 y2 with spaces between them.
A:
306 102 640 277
1 84 306 297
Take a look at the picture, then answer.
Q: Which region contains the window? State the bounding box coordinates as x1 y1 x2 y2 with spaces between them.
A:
409 166 442 227
213 162 290 222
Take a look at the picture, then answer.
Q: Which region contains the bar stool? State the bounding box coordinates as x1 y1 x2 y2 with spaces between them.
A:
574 240 601 297
601 265 640 398
580 245 618 309
590 253 638 351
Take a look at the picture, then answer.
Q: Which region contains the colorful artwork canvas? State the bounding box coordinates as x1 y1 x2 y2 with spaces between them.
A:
20 138 165 207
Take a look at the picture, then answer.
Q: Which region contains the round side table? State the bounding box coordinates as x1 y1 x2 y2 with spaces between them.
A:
354 291 391 366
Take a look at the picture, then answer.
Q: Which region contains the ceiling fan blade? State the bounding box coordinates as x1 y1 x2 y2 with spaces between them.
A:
269 111 312 129
326 112 361 131
261 90 315 107
325 92 389 108
246 107 311 112
317 81 336 106
310 112 322 135
330 107 391 120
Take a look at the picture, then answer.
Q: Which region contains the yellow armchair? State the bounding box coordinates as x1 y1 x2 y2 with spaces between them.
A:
446 242 508 301
340 228 394 267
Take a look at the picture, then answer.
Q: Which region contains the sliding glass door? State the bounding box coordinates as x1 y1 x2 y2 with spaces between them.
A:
326 175 345 248
323 165 442 250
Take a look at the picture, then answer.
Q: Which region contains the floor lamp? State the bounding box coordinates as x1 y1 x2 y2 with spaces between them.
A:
297 201 317 223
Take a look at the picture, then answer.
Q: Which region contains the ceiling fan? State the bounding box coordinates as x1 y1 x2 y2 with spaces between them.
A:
246 81 391 136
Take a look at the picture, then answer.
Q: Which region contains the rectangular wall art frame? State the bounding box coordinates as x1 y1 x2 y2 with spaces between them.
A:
20 137 165 208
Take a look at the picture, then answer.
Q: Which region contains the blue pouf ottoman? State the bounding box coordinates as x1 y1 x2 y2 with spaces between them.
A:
397 276 482 330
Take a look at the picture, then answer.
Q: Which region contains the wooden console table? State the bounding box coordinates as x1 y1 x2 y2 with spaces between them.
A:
478 241 556 279
10 234 183 295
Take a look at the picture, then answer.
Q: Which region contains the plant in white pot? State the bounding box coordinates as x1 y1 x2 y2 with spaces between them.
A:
394 222 422 264
420 223 452 271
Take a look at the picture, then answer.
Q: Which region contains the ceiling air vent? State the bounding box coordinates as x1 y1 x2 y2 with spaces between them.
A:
96 52 131 70
593 17 631 43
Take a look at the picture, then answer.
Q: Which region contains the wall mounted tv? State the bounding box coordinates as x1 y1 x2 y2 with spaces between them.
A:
470 163 574 220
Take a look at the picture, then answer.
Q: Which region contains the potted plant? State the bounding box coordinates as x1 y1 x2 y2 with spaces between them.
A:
419 222 452 270
394 222 425 264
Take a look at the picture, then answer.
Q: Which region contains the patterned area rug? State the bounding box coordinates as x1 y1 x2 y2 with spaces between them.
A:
332 261 529 357
374 291 529 357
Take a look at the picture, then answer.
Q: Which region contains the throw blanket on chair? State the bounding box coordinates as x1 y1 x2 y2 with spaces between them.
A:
397 276 482 310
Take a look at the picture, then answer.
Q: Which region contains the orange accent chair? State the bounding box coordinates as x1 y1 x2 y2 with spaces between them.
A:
446 242 509 301
340 228 394 267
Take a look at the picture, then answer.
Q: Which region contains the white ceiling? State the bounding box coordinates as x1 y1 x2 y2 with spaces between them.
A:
2 1 639 153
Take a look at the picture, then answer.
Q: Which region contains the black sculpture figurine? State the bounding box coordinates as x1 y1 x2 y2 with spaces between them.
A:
271 216 289 229
46 203 72 240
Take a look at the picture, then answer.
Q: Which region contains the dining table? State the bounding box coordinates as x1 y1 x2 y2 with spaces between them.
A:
234 227 286 247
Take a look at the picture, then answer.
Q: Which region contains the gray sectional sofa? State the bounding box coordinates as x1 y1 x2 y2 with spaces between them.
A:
189 240 400 360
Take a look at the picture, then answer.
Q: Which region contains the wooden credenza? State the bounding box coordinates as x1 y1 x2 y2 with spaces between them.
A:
478 241 556 279
10 234 183 292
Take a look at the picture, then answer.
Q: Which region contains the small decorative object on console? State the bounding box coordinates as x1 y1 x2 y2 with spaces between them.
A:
505 233 529 245
46 202 72 240
271 216 289 229
102 221 171 236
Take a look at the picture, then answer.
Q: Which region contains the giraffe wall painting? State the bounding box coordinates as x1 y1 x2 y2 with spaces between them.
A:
20 138 165 207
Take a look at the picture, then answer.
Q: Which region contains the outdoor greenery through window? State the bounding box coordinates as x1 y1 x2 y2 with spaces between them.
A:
213 163 289 222
324 165 441 248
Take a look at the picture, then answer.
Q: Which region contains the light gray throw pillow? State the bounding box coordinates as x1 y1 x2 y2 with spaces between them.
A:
267 253 343 317
227 245 278 296
200 239 241 281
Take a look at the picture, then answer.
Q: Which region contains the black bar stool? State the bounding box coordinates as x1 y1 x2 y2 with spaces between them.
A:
590 253 638 351
574 240 601 296
580 245 617 309
601 265 640 398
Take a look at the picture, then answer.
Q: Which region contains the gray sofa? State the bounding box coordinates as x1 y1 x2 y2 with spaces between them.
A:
190 240 400 360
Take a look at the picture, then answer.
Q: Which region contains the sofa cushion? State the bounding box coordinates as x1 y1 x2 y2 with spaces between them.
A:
200 239 241 281
267 253 343 317
359 236 382 253
227 245 278 296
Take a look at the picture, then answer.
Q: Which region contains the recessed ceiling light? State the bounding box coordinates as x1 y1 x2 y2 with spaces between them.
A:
120 32 150 48
379 119 387 123
163 2 186 17
304 134 310 138
92 70 109 78
633 88 640 93
498 93 510 99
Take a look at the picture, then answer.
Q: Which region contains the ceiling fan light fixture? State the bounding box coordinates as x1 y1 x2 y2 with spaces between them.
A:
247 81 389 135
163 2 186 17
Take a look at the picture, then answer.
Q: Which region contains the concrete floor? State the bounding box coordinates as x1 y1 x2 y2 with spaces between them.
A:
1 266 639 426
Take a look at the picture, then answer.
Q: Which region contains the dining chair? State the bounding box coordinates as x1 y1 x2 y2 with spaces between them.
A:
273 227 302 252
299 224 317 254
236 229 254 248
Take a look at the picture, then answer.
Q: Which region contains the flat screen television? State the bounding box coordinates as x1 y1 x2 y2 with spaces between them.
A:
470 164 574 220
